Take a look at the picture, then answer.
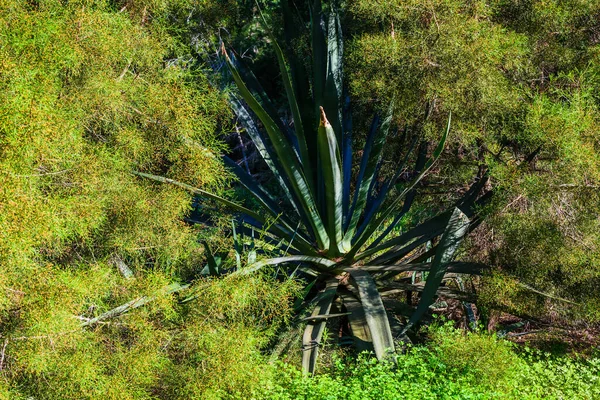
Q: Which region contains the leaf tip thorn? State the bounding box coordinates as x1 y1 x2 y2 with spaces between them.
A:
319 106 329 127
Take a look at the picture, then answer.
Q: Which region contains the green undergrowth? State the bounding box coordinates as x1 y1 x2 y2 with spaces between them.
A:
265 323 600 400
2 317 598 399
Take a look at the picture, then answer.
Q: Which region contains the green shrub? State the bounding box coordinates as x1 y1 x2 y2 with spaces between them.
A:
0 1 301 398
345 0 600 321
428 322 519 392
265 323 600 400
1 272 297 399
141 0 493 374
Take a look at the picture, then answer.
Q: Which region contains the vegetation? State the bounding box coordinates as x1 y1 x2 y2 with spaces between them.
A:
344 0 600 321
0 1 293 398
1 0 599 398
266 323 600 400
139 0 495 373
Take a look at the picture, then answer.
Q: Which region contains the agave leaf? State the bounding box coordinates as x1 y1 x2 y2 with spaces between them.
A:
133 171 315 255
389 191 491 267
237 217 301 255
360 262 487 275
268 27 313 190
403 207 470 334
516 282 579 305
281 0 311 104
357 133 420 238
497 321 528 338
377 282 475 302
345 104 393 244
222 156 283 221
345 268 395 361
232 221 242 270
323 5 344 143
133 171 264 222
318 107 344 255
222 156 311 243
281 1 318 178
223 45 330 251
381 298 416 320
294 278 318 311
226 51 292 143
366 190 417 250
80 283 189 327
452 275 477 329
310 0 327 121
457 174 489 210
111 255 134 279
230 97 317 235
229 98 296 208
302 312 350 321
272 284 333 362
371 233 438 266
338 289 374 353
357 211 451 262
395 179 489 261
347 113 379 228
247 227 257 264
359 162 487 263
341 94 353 220
366 141 428 249
203 241 220 276
235 255 336 276
348 114 451 258
302 278 339 374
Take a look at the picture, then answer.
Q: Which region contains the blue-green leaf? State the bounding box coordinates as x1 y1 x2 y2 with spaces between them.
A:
318 107 344 255
345 268 395 361
403 207 470 334
302 278 339 374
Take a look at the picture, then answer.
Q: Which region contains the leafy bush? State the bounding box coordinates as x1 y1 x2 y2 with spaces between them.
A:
2 274 297 399
344 0 600 321
0 1 302 398
265 323 600 399
0 0 230 287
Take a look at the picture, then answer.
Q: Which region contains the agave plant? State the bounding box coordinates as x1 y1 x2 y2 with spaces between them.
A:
136 1 489 373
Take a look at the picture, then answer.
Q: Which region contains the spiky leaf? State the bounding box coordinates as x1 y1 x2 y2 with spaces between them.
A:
403 207 470 333
302 278 339 374
345 268 395 361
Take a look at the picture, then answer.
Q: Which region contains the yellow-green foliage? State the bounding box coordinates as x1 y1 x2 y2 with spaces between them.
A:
2 274 297 399
0 0 229 276
428 322 519 392
0 1 299 398
157 276 299 400
346 0 600 320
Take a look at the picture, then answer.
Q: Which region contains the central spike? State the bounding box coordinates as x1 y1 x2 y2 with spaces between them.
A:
319 106 329 127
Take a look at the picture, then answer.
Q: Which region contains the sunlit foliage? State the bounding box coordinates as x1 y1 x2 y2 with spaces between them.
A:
0 1 300 398
345 0 600 320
